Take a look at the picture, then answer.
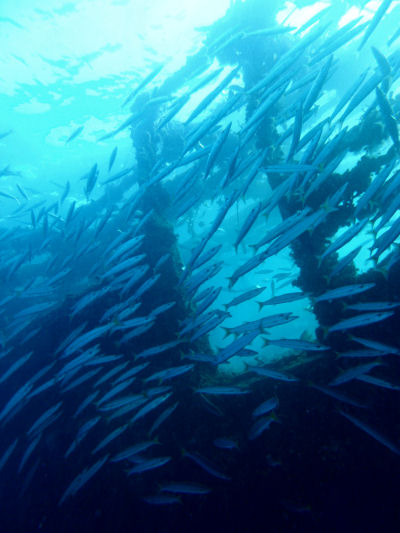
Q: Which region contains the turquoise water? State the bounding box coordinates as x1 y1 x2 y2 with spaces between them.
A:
1 1 400 532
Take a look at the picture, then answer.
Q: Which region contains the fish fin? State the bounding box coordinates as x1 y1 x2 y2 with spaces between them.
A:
227 276 235 289
221 327 231 339
270 412 280 423
248 244 258 255
262 337 270 348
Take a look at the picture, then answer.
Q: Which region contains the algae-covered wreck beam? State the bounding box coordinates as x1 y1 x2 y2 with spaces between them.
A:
201 0 400 348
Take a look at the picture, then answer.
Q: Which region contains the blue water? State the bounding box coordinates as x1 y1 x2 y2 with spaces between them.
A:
1 1 400 532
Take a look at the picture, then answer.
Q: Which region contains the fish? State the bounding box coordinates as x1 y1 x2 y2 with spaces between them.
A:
214 331 259 365
92 425 128 455
96 379 135 407
340 71 384 126
356 374 400 391
329 362 382 386
0 16 24 29
185 66 240 125
189 66 224 94
18 434 41 473
371 47 391 79
101 166 134 185
309 18 367 64
65 126 84 143
303 153 344 201
227 249 269 288
223 286 266 310
257 292 306 309
233 202 263 251
330 69 370 121
142 495 181 505
84 163 99 200
372 216 400 260
126 456 171 475
0 129 13 140
108 147 118 172
248 45 301 95
337 349 386 358
144 364 194 383
213 438 239 450
134 339 181 360
375 87 399 148
251 208 311 252
192 245 223 271
249 413 278 440
149 402 179 436
295 5 332 35
101 254 146 280
160 482 211 495
194 386 250 395
130 393 172 424
61 368 102 393
346 302 400 313
252 396 279 418
286 102 303 161
62 324 113 358
195 287 222 315
302 55 333 114
27 402 62 438
328 312 395 334
183 450 230 480
388 26 400 46
71 287 110 317
157 94 190 130
358 0 393 50
56 323 88 356
0 383 33 424
243 81 289 134
204 122 232 179
222 313 296 338
112 362 150 384
339 410 400 455
327 246 362 282
263 338 329 352
374 186 400 233
310 384 366 408
122 63 165 107
315 283 376 303
74 391 100 418
184 92 243 153
0 190 19 203
59 455 109 505
16 183 28 200
349 335 400 355
247 365 298 382
261 209 325 261
60 180 70 204
99 397 148 419
0 438 19 471
319 218 369 264
0 351 32 383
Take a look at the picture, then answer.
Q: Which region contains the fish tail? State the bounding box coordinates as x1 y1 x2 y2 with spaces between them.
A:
221 327 231 339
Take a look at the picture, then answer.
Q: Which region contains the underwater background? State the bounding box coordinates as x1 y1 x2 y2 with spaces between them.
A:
1 0 400 531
